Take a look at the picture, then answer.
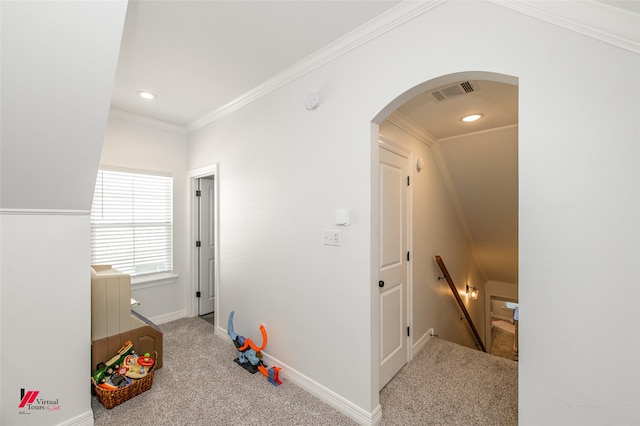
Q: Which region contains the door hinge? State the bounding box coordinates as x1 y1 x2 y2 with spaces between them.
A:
407 326 410 337
196 190 202 197
196 240 201 247
196 291 201 298
407 251 410 261
407 176 410 186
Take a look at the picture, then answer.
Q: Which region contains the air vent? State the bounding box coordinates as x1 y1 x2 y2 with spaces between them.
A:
430 81 478 103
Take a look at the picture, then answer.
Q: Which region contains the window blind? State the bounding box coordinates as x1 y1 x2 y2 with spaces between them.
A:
91 169 173 276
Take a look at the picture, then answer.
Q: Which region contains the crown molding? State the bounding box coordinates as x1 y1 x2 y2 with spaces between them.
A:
186 0 447 133
491 0 640 54
382 110 479 277
187 0 637 133
109 109 188 135
386 111 438 147
438 123 519 143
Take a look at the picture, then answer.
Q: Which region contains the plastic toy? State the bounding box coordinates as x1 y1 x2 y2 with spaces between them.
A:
124 352 155 379
97 371 132 390
92 341 135 384
227 310 268 374
138 353 155 367
258 365 282 386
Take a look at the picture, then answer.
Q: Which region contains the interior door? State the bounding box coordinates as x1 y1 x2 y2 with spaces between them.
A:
198 177 215 315
379 146 408 390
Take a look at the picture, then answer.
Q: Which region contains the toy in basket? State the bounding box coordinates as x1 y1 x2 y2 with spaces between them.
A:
91 341 156 409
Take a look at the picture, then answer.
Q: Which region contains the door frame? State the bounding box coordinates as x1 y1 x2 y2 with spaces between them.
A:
485 290 518 353
378 137 414 389
188 164 220 327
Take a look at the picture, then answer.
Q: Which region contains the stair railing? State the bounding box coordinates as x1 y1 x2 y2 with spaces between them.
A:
435 255 486 352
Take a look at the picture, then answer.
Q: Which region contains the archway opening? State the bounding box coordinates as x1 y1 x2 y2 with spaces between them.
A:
372 70 519 394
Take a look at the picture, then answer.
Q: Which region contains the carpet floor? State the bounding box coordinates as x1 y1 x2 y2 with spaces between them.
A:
380 337 518 425
92 317 356 426
491 324 518 362
92 317 517 425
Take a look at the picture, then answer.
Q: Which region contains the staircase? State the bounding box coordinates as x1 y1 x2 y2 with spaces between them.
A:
380 335 518 424
435 255 486 352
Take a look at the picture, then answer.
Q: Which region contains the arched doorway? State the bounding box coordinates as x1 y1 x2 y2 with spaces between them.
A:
371 71 519 391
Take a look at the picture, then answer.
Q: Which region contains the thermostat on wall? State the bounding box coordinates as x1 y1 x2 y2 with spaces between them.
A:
335 210 350 226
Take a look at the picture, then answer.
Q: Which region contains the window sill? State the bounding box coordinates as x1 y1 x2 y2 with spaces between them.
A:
131 272 178 290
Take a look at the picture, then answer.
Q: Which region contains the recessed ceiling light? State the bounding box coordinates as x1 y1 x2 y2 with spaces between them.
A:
461 113 483 122
137 91 157 100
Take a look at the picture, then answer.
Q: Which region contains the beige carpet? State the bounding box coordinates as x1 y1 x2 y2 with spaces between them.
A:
92 317 356 425
380 337 518 425
93 317 517 425
491 325 518 362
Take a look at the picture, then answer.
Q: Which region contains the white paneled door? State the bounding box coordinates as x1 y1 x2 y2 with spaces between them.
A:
379 145 409 390
198 177 215 315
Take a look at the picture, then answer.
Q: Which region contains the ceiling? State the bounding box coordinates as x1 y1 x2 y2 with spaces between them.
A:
112 0 636 128
112 0 402 126
395 80 518 284
110 1 632 285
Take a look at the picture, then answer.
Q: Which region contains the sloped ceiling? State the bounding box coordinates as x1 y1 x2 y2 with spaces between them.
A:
438 123 518 284
1 1 127 211
396 80 518 284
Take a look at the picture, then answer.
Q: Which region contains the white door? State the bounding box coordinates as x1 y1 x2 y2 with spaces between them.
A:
198 177 215 315
379 146 409 390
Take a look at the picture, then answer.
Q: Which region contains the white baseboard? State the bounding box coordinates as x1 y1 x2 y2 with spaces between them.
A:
260 352 380 426
214 325 380 425
57 410 94 426
412 328 434 358
148 309 187 325
216 325 227 339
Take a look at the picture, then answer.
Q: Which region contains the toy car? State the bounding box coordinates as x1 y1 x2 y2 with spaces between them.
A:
92 341 135 384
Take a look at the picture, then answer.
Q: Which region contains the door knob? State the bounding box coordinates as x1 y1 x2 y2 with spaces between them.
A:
379 280 384 288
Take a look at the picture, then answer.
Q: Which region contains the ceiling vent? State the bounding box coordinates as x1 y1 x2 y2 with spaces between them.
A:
430 81 478 102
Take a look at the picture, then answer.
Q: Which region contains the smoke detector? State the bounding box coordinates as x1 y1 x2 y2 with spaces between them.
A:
429 81 478 103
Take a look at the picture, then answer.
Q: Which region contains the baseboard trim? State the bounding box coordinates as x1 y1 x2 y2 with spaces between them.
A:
412 328 435 358
57 410 94 426
213 325 380 425
260 352 379 426
148 309 187 325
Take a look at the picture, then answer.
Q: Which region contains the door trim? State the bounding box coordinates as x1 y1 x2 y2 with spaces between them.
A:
378 138 414 388
485 291 518 353
189 164 220 327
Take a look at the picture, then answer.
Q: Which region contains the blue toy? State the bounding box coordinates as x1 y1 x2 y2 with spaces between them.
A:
258 365 282 386
227 310 268 374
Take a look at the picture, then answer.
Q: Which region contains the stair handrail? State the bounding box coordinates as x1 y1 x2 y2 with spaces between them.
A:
435 255 487 352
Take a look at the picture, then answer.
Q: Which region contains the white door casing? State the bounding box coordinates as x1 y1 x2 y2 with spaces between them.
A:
197 177 215 315
379 143 409 390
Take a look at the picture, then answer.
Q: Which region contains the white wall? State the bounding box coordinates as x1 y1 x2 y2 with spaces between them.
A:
1 215 93 425
189 78 378 414
379 118 484 351
2 2 637 425
0 2 127 425
101 115 189 323
188 1 639 424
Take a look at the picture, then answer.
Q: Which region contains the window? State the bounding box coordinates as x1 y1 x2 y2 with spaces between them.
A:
91 169 173 276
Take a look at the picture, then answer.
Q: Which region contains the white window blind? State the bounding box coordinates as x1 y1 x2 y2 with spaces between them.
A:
91 169 173 276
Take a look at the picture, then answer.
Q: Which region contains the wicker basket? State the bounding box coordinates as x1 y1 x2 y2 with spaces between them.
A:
91 359 156 409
